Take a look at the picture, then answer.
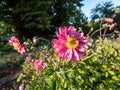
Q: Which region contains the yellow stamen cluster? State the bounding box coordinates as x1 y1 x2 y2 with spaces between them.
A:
13 43 20 51
66 36 79 49
38 62 42 67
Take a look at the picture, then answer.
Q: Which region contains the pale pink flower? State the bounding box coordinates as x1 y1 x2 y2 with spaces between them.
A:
9 36 26 54
34 59 46 71
52 26 88 61
25 56 31 62
104 18 113 23
109 23 117 30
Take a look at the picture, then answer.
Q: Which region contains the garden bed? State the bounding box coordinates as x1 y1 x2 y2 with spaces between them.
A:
0 52 24 89
0 66 21 90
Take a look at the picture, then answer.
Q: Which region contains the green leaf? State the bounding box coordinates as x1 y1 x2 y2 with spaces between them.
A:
44 75 56 90
108 71 115 76
112 76 119 81
102 65 108 69
105 72 109 78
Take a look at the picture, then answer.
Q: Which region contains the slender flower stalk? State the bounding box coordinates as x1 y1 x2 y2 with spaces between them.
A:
90 27 106 38
99 19 103 38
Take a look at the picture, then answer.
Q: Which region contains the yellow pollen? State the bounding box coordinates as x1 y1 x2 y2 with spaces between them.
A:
38 62 42 67
66 36 79 49
13 43 20 50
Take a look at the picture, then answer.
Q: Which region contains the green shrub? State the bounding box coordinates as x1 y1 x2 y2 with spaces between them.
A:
16 38 120 90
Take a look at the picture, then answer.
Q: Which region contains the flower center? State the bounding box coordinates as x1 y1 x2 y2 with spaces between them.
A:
38 62 42 67
66 36 79 49
13 43 20 50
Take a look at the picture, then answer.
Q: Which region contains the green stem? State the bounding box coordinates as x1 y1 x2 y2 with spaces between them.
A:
100 19 103 38
90 27 105 38
102 27 108 39
83 53 96 61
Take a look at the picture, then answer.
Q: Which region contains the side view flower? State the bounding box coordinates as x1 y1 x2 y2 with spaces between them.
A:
52 26 88 61
9 36 26 54
34 59 46 71
109 23 117 30
104 18 113 23
103 18 117 31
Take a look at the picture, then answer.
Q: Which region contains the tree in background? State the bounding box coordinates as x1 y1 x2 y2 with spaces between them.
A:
90 1 114 21
88 1 116 38
51 0 87 27
0 0 87 41
114 6 120 31
0 0 53 41
90 1 120 32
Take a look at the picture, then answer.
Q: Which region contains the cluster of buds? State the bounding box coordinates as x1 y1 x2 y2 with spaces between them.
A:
103 18 117 31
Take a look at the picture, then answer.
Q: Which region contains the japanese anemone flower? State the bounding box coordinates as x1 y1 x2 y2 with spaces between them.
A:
104 18 113 23
52 26 88 61
109 23 117 31
9 36 20 45
34 59 46 71
25 56 31 62
9 36 25 54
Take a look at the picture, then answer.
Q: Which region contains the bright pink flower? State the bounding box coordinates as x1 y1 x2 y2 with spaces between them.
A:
9 36 25 54
9 36 20 45
52 26 88 61
34 59 46 71
25 56 31 62
17 44 25 54
109 23 117 30
104 18 113 23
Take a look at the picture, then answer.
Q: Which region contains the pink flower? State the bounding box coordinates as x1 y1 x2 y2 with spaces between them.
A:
34 59 46 71
9 36 20 45
17 44 25 54
9 36 26 54
109 23 117 30
25 56 31 62
104 18 113 23
52 26 88 61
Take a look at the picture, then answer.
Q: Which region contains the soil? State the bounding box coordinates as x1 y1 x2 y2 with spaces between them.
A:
0 65 22 90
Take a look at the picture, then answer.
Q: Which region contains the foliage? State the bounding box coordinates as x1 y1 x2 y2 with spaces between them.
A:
9 18 119 89
86 2 120 35
0 21 14 55
0 0 86 40
114 6 120 31
13 0 53 30
15 37 120 90
1 0 120 89
82 39 120 89
0 53 24 69
90 1 114 21
51 0 87 27
0 21 13 35
0 23 15 58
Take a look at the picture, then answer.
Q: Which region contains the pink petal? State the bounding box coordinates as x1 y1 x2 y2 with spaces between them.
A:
72 50 80 61
109 23 117 30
